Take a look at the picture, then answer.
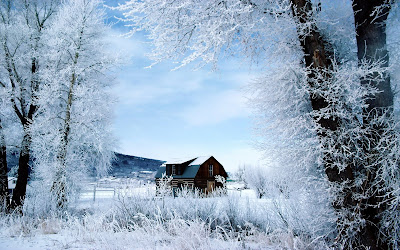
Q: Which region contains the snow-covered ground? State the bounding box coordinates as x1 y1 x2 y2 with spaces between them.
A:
0 180 329 249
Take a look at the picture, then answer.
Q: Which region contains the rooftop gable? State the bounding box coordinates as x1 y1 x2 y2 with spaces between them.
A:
189 156 212 166
155 156 217 179
165 157 196 165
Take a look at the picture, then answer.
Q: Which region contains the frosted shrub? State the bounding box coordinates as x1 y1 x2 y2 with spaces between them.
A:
110 183 330 246
0 212 64 237
155 173 173 197
0 213 325 249
215 175 227 189
0 214 36 237
175 184 201 198
244 165 269 199
108 192 332 248
0 192 332 249
22 180 60 217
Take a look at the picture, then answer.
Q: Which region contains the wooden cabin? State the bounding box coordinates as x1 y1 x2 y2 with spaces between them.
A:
155 156 228 193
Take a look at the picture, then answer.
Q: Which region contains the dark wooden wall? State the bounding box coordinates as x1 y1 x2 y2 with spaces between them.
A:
196 157 227 179
194 157 227 190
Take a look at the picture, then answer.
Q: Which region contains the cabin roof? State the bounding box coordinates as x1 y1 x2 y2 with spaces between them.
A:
154 165 202 179
165 157 196 165
189 156 211 166
173 165 201 179
155 156 213 179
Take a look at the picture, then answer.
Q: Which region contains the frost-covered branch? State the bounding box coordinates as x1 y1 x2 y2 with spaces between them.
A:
118 0 400 247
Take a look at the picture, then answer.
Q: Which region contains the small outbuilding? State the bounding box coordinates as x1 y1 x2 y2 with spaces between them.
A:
155 156 228 193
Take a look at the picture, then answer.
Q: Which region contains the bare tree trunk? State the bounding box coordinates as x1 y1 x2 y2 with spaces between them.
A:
9 57 38 211
9 56 38 211
0 118 9 211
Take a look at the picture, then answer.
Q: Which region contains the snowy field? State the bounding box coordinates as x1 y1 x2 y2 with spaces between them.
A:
0 179 329 249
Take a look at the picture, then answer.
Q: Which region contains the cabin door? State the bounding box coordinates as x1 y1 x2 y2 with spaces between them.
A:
207 180 215 192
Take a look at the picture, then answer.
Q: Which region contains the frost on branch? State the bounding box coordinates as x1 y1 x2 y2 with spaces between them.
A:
119 0 400 247
156 173 173 197
117 0 297 70
28 0 118 212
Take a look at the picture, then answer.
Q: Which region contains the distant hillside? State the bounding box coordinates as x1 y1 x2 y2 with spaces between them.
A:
7 152 164 181
110 153 165 181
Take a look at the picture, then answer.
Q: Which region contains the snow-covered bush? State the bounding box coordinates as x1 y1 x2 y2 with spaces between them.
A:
0 178 336 249
0 207 333 249
108 183 333 246
244 165 269 199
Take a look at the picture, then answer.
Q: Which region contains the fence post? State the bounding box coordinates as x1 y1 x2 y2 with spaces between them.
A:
93 185 96 202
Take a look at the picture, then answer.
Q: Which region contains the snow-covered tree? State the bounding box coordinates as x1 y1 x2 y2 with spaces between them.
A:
0 0 60 210
29 0 118 210
118 0 400 248
1 0 118 211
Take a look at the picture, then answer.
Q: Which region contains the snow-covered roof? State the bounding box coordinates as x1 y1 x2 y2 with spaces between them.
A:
189 156 212 166
154 165 202 179
165 157 196 165
164 156 213 165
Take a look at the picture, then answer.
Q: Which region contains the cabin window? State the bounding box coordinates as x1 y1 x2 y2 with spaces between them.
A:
172 165 176 175
208 164 213 177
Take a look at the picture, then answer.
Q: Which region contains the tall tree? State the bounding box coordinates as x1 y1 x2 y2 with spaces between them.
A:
291 1 395 248
29 0 117 210
0 0 59 210
119 0 399 248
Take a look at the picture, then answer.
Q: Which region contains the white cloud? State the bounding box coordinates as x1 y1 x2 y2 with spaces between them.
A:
179 89 251 126
104 29 146 60
114 72 203 106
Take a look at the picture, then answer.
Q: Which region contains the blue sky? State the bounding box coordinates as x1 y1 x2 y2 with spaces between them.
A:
106 1 262 172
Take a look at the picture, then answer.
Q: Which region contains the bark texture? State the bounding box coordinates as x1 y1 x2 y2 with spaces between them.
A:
291 0 392 249
352 1 392 249
290 0 354 185
9 59 38 211
10 129 31 210
353 0 393 110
